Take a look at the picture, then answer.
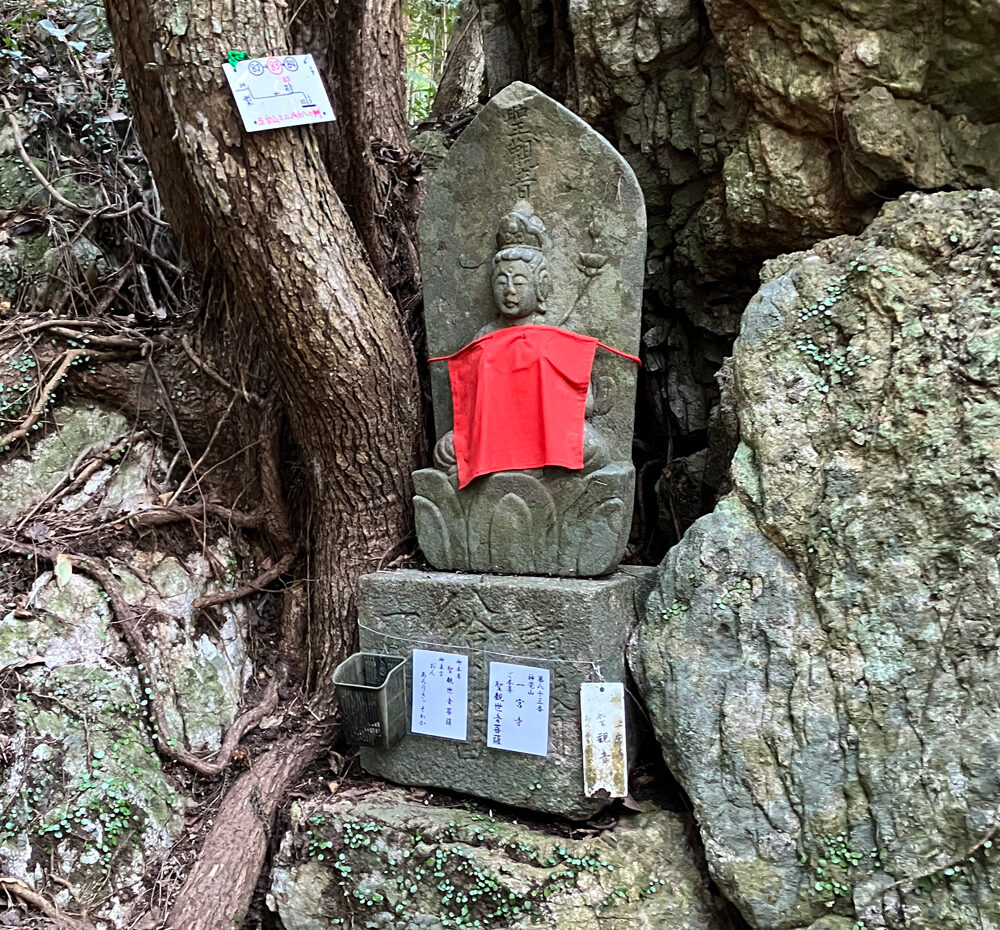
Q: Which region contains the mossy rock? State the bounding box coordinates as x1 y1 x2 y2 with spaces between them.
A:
269 787 723 930
0 663 183 901
631 190 1000 930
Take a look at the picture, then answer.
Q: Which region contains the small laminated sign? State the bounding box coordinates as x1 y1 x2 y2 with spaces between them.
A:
223 54 336 132
410 649 469 741
487 662 550 756
580 682 628 798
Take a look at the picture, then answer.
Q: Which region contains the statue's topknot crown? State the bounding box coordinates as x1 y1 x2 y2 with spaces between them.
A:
496 201 551 252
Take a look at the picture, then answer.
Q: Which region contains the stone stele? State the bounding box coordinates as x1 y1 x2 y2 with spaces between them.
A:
356 567 655 820
414 81 646 577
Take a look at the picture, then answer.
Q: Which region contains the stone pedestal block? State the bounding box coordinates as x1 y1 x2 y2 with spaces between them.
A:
356 567 656 820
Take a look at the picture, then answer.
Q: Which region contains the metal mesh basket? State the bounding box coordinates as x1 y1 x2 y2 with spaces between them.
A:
332 652 407 749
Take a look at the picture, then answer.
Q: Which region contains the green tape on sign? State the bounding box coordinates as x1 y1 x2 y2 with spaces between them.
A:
226 50 251 69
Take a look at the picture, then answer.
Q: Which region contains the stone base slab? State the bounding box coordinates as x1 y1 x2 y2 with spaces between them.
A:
356 567 656 820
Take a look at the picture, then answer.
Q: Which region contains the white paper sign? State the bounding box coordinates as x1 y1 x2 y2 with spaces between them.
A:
410 649 468 741
223 55 336 132
580 682 628 798
487 662 550 756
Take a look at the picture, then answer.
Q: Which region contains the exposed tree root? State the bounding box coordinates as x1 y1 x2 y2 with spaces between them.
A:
193 549 298 608
129 502 265 529
163 733 326 930
0 875 96 930
12 314 160 343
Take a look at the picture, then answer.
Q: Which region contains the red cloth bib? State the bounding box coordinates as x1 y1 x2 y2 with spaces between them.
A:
432 326 632 488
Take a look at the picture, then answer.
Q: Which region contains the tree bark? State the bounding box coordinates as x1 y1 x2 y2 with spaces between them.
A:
431 0 485 118
478 0 576 105
104 0 422 688
295 0 425 324
101 2 422 926
165 735 325 930
478 0 527 96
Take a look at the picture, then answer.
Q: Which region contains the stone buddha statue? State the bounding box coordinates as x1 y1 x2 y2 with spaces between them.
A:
432 204 611 478
413 81 644 578
414 204 637 577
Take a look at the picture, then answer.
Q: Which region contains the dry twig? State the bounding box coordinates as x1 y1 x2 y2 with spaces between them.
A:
876 821 999 897
0 348 130 449
0 349 87 448
193 549 298 608
2 95 141 221
180 333 262 405
14 433 140 533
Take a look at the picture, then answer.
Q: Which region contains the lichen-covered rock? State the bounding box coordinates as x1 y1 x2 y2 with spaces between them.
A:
0 571 184 921
704 0 1000 224
268 787 724 930
0 404 255 922
0 405 127 521
630 190 1000 930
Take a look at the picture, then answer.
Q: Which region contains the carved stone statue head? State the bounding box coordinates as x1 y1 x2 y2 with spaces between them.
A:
491 203 552 324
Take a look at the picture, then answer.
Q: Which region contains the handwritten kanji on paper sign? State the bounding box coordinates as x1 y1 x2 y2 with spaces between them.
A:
580 682 628 798
223 55 336 133
410 649 469 741
487 662 550 756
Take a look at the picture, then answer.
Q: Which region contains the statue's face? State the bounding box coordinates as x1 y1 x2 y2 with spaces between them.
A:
493 259 539 320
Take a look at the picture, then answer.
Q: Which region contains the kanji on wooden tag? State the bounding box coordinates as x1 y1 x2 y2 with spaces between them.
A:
580 682 627 798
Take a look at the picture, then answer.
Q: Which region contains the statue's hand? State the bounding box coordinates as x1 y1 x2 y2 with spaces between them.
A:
434 431 458 473
582 421 610 470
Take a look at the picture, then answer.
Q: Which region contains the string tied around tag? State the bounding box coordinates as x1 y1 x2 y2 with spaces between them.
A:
356 620 606 682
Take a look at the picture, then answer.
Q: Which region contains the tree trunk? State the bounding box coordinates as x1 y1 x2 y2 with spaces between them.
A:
431 0 485 118
104 0 421 688
295 0 425 326
478 0 526 96
166 735 324 930
478 0 576 104
101 1 422 925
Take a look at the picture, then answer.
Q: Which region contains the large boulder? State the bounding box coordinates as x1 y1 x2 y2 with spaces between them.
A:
630 190 1000 930
481 0 1000 549
268 786 725 930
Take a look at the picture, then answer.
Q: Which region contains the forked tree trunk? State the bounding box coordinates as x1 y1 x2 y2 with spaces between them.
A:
296 0 424 324
107 0 422 916
102 3 421 924
104 0 421 685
